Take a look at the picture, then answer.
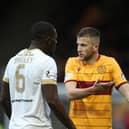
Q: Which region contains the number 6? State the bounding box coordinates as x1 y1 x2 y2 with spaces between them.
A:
15 64 25 93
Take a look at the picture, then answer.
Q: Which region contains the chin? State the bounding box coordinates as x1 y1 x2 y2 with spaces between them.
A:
79 56 84 61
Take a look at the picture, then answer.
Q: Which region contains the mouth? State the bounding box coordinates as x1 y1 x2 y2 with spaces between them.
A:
78 53 83 56
78 55 84 60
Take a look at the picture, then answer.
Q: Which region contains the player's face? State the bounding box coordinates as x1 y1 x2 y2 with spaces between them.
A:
51 30 57 52
48 30 57 56
50 37 57 53
77 36 96 61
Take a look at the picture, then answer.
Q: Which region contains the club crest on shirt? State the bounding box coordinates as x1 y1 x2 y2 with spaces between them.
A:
97 65 106 74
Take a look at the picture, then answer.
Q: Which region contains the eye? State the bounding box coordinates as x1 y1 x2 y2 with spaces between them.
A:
80 43 87 47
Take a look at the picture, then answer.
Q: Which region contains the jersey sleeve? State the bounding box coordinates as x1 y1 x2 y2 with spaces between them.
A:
111 58 127 88
2 62 10 83
41 58 57 85
64 58 77 83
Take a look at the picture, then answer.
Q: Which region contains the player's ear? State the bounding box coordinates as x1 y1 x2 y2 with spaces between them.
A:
48 39 53 46
47 37 57 48
45 37 52 46
93 43 99 51
96 42 100 47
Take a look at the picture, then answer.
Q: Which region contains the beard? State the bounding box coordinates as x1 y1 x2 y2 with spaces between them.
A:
79 53 94 61
84 54 94 61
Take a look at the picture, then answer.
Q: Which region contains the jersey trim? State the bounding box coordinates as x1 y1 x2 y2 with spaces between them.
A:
116 81 128 89
64 80 77 83
2 77 9 83
42 79 57 85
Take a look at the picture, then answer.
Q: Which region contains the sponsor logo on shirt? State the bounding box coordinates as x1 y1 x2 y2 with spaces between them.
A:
46 71 57 79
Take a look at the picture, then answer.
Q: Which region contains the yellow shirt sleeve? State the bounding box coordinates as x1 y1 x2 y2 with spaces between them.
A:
64 58 78 82
111 58 127 87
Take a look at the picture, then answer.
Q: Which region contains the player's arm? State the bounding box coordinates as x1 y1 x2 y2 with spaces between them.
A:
65 80 114 100
118 82 129 102
110 58 129 101
42 84 76 129
65 58 113 100
0 81 11 118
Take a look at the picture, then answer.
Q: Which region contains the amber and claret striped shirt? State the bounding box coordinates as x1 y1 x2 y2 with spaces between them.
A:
64 55 127 129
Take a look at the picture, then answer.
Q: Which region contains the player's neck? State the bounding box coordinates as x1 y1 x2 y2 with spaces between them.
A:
29 41 43 50
83 53 99 65
29 41 53 57
29 41 38 49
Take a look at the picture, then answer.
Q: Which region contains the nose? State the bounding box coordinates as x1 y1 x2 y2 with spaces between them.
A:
77 45 81 52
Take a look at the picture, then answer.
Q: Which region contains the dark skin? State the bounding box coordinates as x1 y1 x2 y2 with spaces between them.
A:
0 82 11 118
0 30 76 129
42 85 75 129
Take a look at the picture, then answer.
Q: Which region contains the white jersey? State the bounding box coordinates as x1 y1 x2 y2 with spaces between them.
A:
3 48 57 129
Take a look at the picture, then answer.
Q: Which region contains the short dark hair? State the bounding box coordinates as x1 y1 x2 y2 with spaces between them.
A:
31 21 56 41
77 27 100 38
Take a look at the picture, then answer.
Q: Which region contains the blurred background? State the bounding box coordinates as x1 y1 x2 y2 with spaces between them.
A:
0 0 129 128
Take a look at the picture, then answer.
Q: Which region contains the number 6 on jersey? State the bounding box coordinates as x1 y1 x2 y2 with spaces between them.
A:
15 64 25 93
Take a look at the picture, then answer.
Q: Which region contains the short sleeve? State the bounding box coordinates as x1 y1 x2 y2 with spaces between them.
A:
41 58 57 85
64 58 77 83
2 63 9 83
111 58 127 88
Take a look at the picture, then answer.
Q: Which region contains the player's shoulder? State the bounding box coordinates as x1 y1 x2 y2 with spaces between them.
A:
5 55 16 68
8 49 26 61
38 52 56 67
100 54 116 62
16 48 27 55
41 55 57 70
67 56 79 61
8 49 26 63
66 56 80 64
45 55 56 64
29 48 56 64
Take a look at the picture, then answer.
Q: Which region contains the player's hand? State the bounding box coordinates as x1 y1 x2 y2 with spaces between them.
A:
92 80 114 92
